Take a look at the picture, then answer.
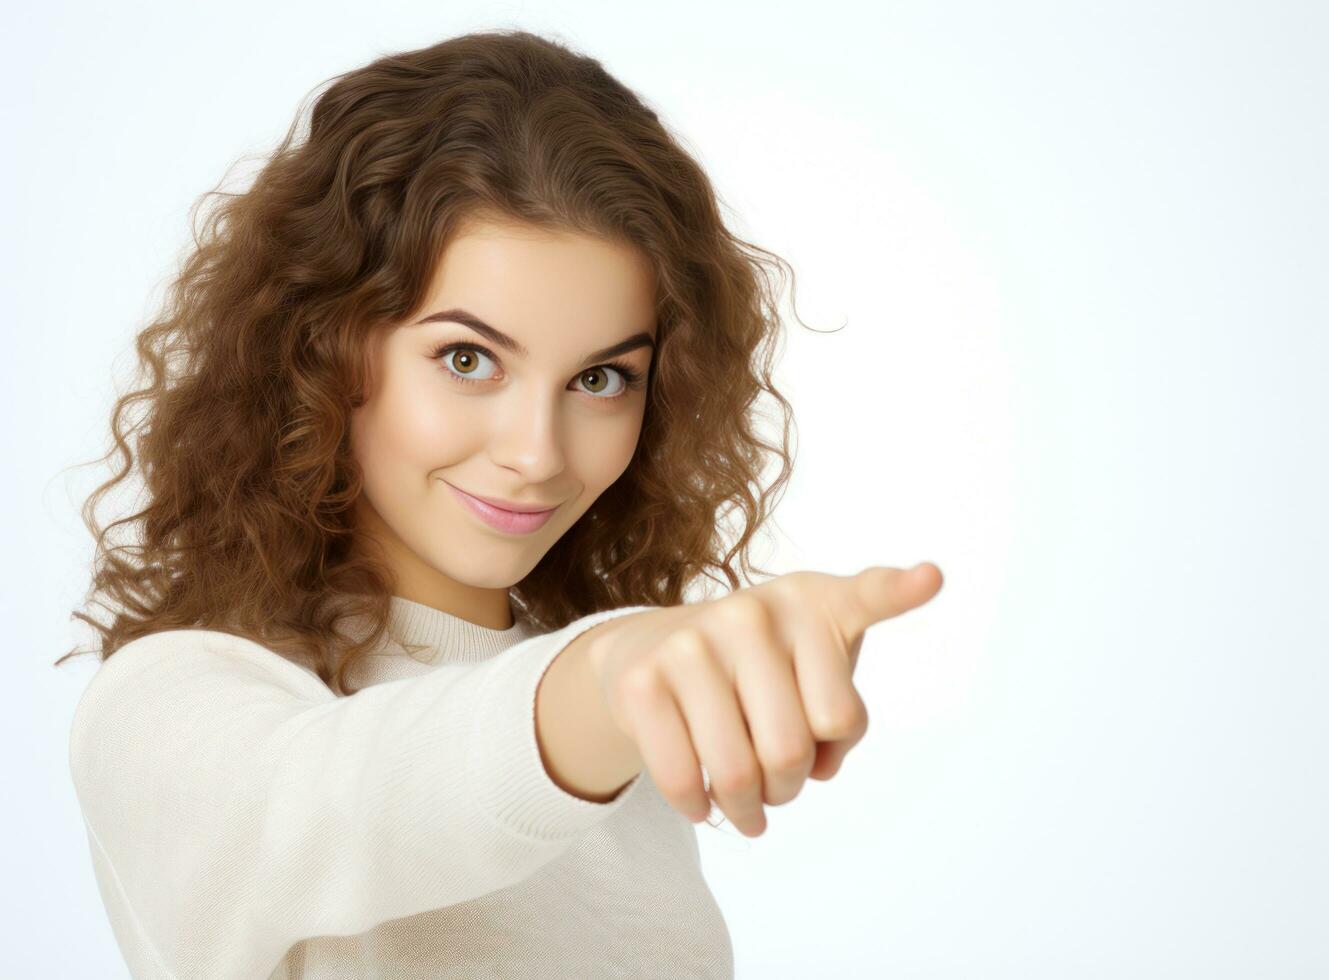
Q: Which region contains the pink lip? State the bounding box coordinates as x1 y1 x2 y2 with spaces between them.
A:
444 482 558 535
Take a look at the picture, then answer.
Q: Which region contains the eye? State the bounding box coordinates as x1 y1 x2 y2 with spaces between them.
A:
430 342 648 401
436 344 499 383
573 364 631 398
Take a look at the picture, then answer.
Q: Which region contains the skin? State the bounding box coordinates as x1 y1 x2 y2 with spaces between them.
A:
349 214 658 630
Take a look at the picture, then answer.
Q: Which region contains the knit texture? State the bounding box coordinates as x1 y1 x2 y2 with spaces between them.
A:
68 596 733 978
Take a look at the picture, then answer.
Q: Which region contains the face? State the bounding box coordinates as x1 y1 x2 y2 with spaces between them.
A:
350 215 657 629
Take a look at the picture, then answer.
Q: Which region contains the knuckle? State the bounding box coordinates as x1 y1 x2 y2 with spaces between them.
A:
710 761 761 796
817 702 867 740
661 629 711 670
615 663 662 701
716 594 769 633
663 626 708 656
765 575 808 606
661 773 705 807
765 781 806 807
768 738 816 774
777 569 817 590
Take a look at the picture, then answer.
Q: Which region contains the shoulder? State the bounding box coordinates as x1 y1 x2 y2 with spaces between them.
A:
77 628 331 714
69 628 334 779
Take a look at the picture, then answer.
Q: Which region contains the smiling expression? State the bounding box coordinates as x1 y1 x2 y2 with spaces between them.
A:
349 214 658 626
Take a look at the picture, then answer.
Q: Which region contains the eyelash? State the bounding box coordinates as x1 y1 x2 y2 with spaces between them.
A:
429 341 648 400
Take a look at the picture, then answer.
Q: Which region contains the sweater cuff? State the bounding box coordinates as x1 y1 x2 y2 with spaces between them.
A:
464 605 657 842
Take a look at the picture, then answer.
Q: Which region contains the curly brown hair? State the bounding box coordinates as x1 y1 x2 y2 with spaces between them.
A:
55 28 817 695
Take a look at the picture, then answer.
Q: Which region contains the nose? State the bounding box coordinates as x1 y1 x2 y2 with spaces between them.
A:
487 385 568 485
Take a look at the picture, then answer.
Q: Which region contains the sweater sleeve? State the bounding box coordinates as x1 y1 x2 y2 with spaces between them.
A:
67 604 655 979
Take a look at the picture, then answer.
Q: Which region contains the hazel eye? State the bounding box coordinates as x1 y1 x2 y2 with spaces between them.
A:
575 366 627 397
438 346 498 383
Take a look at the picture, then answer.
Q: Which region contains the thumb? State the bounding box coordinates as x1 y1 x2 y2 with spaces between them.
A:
845 562 943 635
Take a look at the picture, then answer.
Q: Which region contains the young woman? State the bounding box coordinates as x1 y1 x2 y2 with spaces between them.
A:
61 28 942 979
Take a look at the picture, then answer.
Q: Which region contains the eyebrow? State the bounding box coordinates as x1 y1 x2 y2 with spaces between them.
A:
415 307 656 371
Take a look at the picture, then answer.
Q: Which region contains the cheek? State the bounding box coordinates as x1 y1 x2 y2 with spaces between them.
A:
353 387 477 486
572 414 644 492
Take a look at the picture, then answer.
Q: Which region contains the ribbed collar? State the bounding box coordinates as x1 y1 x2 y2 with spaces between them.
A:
380 594 540 665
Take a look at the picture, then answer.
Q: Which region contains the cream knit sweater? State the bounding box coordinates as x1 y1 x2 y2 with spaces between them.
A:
68 596 733 978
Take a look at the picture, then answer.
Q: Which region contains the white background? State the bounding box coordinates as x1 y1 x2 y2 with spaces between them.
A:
5 1 1326 976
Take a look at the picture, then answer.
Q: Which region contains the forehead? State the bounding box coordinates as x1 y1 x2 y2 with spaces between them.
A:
423 217 658 337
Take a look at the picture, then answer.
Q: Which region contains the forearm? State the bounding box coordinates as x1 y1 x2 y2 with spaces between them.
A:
535 614 646 803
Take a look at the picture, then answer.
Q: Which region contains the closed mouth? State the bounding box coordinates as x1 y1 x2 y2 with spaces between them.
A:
442 482 559 514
